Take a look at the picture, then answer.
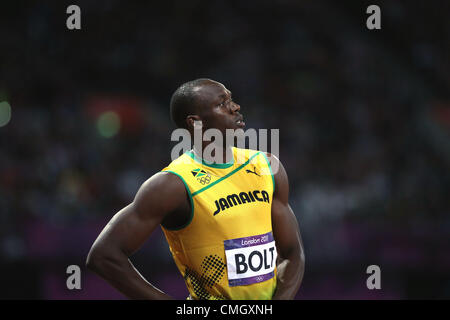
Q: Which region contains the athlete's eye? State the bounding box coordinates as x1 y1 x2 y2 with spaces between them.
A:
218 97 233 108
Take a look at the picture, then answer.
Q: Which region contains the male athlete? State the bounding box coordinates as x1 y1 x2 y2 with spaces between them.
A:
86 79 305 300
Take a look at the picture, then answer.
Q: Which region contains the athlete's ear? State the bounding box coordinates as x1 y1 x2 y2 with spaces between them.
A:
186 115 202 130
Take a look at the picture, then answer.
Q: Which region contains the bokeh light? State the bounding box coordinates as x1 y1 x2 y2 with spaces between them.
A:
97 111 121 138
0 101 12 127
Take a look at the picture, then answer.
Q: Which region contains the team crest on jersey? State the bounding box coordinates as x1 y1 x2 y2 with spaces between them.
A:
191 168 212 185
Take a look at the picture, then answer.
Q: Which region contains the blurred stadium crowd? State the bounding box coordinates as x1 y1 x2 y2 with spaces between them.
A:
0 0 449 299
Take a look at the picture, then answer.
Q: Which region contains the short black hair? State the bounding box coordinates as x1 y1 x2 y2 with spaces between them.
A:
170 78 212 129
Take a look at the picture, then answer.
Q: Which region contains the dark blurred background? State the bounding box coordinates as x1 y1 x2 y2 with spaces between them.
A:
0 0 449 299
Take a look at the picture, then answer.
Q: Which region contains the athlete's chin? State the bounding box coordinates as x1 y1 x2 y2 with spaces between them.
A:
233 122 246 130
223 122 246 131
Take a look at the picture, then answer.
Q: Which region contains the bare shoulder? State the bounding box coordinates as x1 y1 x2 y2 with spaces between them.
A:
133 171 188 215
138 171 186 194
263 152 289 200
263 152 287 179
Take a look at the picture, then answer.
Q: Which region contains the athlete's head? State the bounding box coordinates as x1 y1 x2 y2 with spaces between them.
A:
170 78 245 135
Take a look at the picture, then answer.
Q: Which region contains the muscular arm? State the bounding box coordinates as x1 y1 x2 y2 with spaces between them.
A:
267 154 305 300
85 172 190 300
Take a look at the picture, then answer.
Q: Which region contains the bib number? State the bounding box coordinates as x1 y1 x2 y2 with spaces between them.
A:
224 232 277 287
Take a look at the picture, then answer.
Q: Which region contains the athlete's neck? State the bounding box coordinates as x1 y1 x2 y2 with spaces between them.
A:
192 143 234 164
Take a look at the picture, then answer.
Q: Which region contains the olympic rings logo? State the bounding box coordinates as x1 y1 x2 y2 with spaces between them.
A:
197 174 212 185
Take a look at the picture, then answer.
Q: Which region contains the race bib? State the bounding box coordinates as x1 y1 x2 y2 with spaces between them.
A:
224 232 277 287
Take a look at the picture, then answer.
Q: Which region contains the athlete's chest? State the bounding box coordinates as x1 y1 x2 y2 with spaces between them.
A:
190 165 273 219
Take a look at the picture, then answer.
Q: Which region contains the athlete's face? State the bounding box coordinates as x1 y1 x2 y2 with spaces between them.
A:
195 81 245 133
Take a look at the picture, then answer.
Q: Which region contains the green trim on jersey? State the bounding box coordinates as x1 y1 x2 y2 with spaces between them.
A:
261 152 275 193
187 151 235 169
191 152 262 197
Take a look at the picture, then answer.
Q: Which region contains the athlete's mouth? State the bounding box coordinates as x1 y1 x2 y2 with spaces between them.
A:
236 116 245 127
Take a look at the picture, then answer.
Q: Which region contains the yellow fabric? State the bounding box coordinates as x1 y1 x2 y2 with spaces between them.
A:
161 147 276 300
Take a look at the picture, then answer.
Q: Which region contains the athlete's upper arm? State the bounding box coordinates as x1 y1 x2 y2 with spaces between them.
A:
89 172 187 257
266 153 303 260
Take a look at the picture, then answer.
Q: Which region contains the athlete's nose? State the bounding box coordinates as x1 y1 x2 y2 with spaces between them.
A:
230 101 240 113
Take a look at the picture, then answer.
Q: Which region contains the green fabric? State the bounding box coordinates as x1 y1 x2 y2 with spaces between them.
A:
187 151 235 169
